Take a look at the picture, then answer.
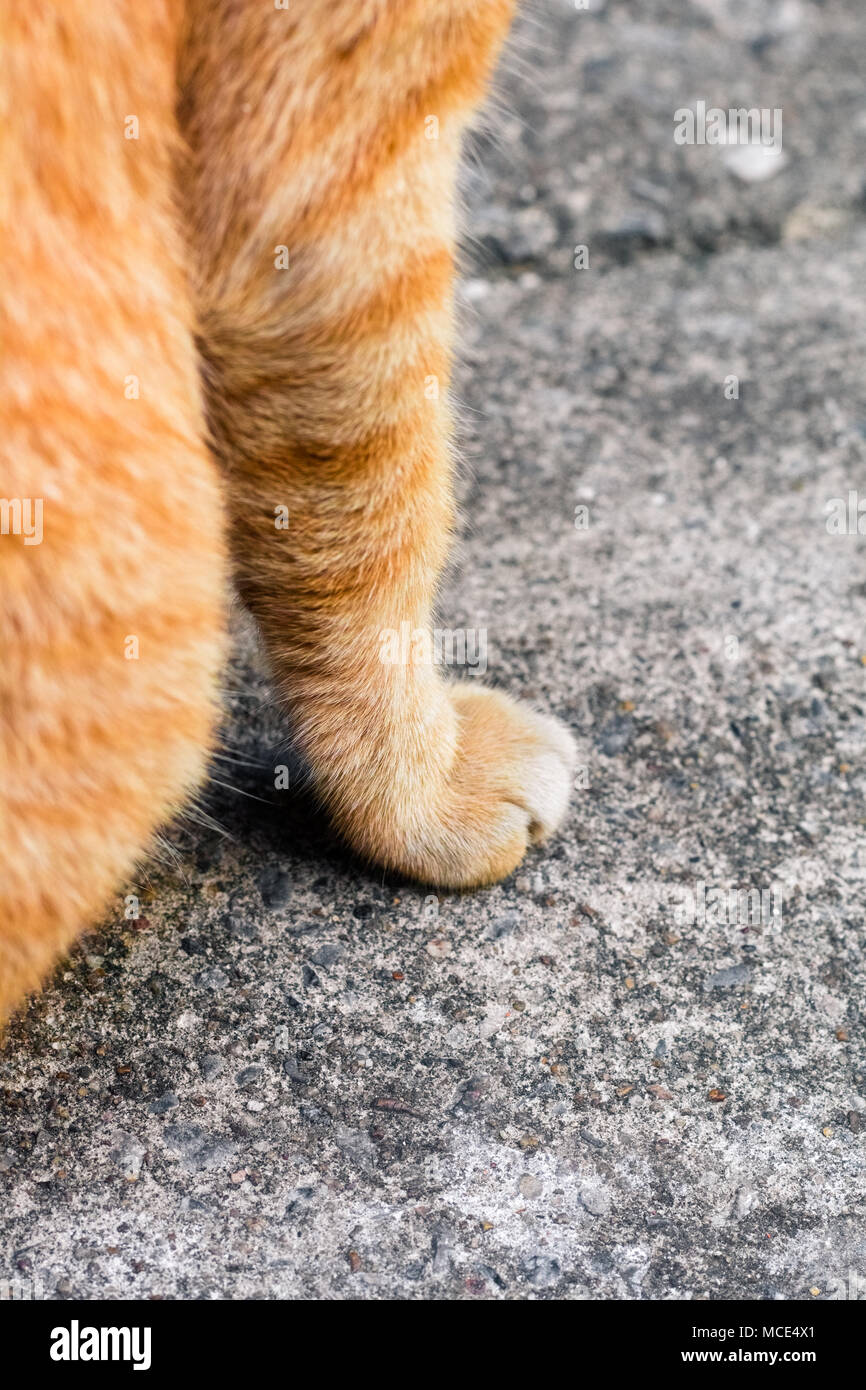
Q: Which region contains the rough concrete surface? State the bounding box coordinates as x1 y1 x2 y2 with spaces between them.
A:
3 0 866 1301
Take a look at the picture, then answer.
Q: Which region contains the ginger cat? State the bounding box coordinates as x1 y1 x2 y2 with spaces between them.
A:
0 0 575 1027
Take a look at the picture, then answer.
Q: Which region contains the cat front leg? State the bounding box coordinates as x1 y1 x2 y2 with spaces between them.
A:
182 0 575 886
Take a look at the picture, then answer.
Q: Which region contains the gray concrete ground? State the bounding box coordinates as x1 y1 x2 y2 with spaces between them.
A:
3 0 866 1300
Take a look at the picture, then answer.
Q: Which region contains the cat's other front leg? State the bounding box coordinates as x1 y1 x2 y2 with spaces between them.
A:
181 0 575 886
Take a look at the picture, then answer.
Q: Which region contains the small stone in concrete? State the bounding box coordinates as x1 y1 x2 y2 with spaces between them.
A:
310 943 344 967
147 1093 178 1116
194 967 229 992
704 965 752 991
519 1174 543 1199
235 1065 264 1088
258 866 292 908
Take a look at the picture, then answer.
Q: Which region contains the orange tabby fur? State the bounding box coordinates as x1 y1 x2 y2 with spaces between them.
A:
0 0 575 1027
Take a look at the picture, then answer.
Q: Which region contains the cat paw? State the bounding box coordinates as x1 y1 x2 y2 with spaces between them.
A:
396 684 576 888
